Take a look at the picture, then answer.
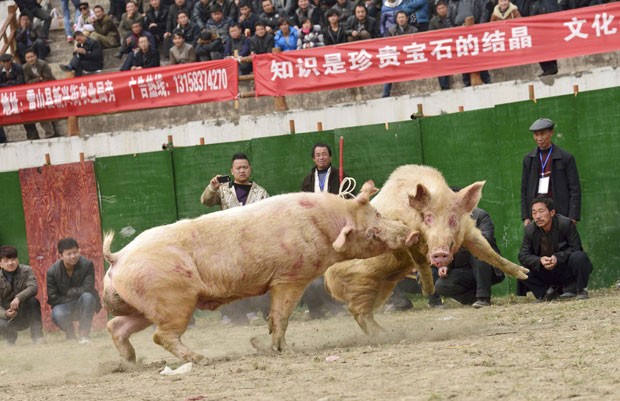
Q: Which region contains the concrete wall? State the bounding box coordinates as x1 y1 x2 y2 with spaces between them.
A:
1 58 619 173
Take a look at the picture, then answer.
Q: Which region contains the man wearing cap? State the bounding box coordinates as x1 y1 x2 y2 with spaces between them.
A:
521 117 581 226
0 53 40 140
59 31 103 76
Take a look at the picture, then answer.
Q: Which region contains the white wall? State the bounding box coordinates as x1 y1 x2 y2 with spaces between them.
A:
1 66 618 173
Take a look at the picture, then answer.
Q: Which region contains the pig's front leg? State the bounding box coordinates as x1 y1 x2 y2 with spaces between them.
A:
409 246 435 296
269 283 308 352
463 231 529 280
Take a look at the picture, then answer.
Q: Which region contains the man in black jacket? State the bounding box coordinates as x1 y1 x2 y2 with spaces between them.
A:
15 0 52 38
0 246 44 345
0 53 40 140
518 197 592 301
60 31 104 76
521 117 581 226
47 238 101 343
146 0 169 44
300 143 349 319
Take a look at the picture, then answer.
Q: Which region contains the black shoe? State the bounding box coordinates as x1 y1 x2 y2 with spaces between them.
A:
543 287 560 301
59 64 72 72
559 291 576 299
472 297 491 308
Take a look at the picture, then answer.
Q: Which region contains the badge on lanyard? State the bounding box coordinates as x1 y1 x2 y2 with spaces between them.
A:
538 146 553 195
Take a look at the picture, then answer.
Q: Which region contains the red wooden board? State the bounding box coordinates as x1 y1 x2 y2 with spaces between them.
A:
19 161 107 332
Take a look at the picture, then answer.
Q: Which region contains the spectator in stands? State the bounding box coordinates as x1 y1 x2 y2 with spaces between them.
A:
206 4 233 45
118 1 144 40
15 14 50 64
490 0 521 20
250 21 275 54
429 0 454 90
200 152 270 325
61 0 81 42
165 0 192 45
293 0 321 27
90 5 120 49
119 21 157 70
60 31 104 76
225 24 252 74
0 245 45 345
171 10 201 46
0 53 40 140
259 0 289 33
274 16 299 51
380 0 405 37
382 10 417 97
130 36 161 69
403 0 430 31
519 197 592 301
169 30 197 64
212 0 236 20
330 0 355 22
23 49 62 138
297 17 324 49
191 0 212 31
196 30 225 60
322 8 346 45
236 1 259 36
15 0 52 39
345 3 379 42
447 0 491 85
518 0 559 76
47 238 102 343
73 2 96 36
146 0 170 46
560 0 600 10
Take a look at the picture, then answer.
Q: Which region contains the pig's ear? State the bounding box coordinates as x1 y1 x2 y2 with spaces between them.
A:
454 181 485 213
408 184 430 211
355 180 378 205
405 230 420 247
332 226 353 252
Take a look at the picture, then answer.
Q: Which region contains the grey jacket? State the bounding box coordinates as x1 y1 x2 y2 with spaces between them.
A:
0 264 38 319
46 256 101 311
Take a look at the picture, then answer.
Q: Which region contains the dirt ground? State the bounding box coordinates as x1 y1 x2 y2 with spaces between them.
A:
2 289 620 401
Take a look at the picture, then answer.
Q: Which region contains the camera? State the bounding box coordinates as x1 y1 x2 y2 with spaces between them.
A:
217 175 231 183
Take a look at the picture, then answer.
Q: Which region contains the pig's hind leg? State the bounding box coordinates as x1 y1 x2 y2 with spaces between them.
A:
268 283 307 352
152 306 205 363
107 315 153 363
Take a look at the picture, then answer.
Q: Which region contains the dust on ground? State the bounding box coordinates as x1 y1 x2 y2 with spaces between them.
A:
2 289 620 401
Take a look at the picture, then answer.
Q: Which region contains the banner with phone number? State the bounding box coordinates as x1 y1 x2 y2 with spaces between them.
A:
0 59 238 125
252 3 620 96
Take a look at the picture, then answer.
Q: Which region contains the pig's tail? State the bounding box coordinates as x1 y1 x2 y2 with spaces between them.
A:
339 177 356 199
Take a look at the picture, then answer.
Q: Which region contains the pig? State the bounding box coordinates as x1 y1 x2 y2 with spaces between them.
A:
102 180 418 363
324 165 529 335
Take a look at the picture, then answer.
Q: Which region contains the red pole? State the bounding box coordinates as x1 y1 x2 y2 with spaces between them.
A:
339 136 344 184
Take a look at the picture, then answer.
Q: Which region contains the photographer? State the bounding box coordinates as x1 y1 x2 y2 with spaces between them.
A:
200 152 270 325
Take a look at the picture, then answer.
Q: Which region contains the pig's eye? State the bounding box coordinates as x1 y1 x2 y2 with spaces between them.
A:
424 214 433 226
448 214 458 228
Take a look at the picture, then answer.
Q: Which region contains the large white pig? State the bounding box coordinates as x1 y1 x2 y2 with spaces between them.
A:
324 165 529 335
102 181 418 363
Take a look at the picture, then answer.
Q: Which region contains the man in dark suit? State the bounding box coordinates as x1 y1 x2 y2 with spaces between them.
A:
60 31 104 76
23 49 62 138
0 53 40 140
521 117 581 226
519 197 593 301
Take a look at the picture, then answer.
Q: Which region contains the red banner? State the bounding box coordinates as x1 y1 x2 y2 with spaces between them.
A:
0 59 238 125
254 3 620 96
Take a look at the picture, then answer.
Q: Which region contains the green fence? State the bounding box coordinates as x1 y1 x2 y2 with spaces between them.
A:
2 87 619 293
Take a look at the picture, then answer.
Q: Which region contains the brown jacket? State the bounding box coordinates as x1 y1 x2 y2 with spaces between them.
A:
94 15 120 40
490 3 521 21
23 59 56 84
0 265 38 319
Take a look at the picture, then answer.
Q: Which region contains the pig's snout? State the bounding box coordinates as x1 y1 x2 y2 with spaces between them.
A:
431 251 452 268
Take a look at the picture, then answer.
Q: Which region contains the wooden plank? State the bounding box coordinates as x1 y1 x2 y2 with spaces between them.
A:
19 161 106 332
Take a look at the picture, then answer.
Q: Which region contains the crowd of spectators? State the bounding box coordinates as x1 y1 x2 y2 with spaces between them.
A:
0 0 608 141
7 0 609 77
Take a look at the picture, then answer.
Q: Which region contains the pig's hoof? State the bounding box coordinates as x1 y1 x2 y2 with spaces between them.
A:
250 337 276 354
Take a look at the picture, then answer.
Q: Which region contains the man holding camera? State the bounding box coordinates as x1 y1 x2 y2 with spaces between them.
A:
200 152 269 209
200 152 270 325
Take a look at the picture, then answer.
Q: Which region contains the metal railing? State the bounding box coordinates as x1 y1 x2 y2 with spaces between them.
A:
0 5 18 56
